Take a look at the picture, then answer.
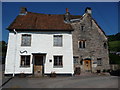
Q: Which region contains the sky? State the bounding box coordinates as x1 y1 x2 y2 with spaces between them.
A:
2 2 119 42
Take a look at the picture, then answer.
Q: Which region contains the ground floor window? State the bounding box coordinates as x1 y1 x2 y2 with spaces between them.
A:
73 57 79 64
54 56 63 67
97 58 102 66
20 55 30 67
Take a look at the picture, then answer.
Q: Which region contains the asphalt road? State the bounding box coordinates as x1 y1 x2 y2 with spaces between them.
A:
2 75 119 88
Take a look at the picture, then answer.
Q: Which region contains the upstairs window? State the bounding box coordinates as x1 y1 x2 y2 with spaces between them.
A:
97 58 102 66
21 34 31 46
81 26 84 31
54 56 63 67
20 55 30 67
53 35 62 46
104 42 107 49
79 40 86 48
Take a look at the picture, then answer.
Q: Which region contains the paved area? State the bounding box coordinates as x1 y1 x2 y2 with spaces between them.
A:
2 75 119 88
0 64 12 89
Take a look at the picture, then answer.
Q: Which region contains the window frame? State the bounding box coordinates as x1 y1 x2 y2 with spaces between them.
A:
53 35 63 47
81 26 84 31
78 40 86 49
104 42 107 49
20 55 31 67
97 58 102 66
21 34 31 46
73 57 79 64
53 55 63 68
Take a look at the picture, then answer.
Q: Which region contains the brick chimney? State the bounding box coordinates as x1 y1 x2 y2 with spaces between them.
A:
19 7 27 15
85 7 92 15
64 8 71 23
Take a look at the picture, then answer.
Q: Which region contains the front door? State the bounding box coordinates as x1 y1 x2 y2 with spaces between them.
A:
33 55 44 76
84 60 91 72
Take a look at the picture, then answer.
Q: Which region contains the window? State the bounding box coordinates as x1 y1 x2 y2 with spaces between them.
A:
104 42 107 49
53 35 62 46
79 40 86 48
97 58 102 66
20 55 30 67
54 56 63 67
21 34 31 46
81 26 84 31
73 57 79 64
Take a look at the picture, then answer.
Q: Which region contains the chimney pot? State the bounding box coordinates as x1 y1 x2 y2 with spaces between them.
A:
85 7 92 14
66 8 69 12
20 7 27 15
64 8 71 23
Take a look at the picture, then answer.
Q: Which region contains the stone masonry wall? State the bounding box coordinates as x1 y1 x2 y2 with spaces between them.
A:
71 13 109 73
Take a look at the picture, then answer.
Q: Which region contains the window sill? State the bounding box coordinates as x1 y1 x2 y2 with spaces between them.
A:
97 65 102 66
53 66 63 68
78 48 86 50
21 45 31 47
53 46 63 47
20 66 30 68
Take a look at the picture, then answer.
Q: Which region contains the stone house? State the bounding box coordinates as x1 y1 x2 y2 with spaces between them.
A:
66 8 109 73
5 7 109 76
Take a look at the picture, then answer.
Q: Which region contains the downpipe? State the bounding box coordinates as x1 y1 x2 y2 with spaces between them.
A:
13 29 17 77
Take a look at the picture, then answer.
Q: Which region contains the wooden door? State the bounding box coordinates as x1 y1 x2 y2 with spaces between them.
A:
84 60 91 72
34 55 43 76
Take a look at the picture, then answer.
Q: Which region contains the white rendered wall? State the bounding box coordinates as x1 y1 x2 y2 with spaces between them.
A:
5 31 74 75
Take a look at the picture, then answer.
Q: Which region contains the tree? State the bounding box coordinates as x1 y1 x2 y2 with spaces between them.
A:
0 41 7 56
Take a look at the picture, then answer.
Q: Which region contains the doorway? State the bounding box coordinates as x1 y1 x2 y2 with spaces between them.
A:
33 55 44 76
83 60 91 72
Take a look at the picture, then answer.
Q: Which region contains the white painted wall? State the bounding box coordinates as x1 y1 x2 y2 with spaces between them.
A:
5 31 74 75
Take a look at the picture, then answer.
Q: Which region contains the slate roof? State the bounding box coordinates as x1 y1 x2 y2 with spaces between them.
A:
7 12 81 31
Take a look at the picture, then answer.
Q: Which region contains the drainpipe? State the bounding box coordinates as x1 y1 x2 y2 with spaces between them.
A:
13 29 17 77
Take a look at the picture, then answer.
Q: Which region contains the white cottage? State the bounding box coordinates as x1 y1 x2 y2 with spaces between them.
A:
5 8 74 76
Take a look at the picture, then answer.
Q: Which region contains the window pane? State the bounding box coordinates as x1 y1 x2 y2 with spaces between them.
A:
79 41 82 48
21 35 31 46
74 57 78 64
79 40 86 48
53 35 62 46
83 41 85 48
21 56 25 66
20 55 30 67
54 56 63 67
26 56 30 66
104 43 107 49
97 58 102 66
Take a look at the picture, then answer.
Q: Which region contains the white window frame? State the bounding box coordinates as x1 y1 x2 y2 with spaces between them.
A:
21 34 31 46
20 55 31 67
53 55 63 68
53 35 63 47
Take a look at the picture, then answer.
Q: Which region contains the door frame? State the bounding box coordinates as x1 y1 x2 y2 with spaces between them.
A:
83 59 92 72
32 53 46 75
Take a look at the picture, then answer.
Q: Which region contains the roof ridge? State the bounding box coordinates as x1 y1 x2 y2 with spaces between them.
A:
28 11 81 16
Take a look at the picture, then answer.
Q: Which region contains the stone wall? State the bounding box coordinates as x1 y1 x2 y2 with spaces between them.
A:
71 13 110 73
